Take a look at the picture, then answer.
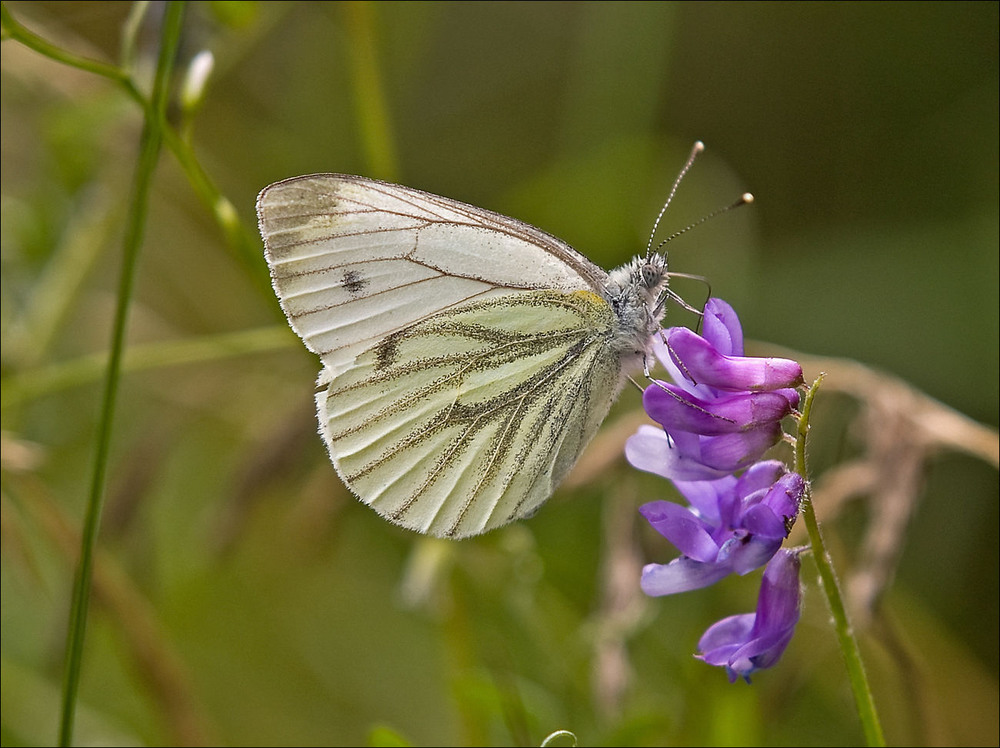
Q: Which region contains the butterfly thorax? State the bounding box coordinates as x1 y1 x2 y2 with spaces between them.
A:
603 253 669 365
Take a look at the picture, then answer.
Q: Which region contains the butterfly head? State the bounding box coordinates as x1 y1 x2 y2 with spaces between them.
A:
604 253 670 364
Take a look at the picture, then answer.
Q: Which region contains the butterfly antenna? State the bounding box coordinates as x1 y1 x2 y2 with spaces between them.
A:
652 193 754 255
645 141 705 260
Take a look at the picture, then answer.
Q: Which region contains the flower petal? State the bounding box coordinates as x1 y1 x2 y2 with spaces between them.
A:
640 558 732 596
639 501 720 562
740 503 788 539
729 626 796 674
625 426 730 482
651 334 715 401
643 383 796 435
664 327 804 393
624 425 674 477
692 425 785 472
717 533 783 575
735 460 788 497
751 549 803 635
759 472 805 522
701 298 744 357
672 475 735 522
697 612 755 657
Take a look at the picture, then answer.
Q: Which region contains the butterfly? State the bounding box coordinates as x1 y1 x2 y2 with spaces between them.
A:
255 152 705 538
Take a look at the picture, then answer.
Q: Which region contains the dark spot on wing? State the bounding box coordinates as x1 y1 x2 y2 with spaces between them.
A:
342 269 368 296
375 333 399 369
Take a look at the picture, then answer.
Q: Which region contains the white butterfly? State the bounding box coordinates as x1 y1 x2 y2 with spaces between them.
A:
257 165 683 538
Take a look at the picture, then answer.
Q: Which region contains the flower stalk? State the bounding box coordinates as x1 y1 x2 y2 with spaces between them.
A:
796 376 885 746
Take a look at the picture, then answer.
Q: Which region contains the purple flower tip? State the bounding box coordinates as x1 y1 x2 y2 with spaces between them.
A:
695 548 803 682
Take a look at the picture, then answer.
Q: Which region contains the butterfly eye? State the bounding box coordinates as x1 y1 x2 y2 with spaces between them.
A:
641 263 660 288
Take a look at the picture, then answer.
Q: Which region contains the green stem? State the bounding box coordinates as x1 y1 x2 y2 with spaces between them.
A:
795 374 885 747
2 3 124 82
1 2 146 109
1 325 294 410
57 4 186 745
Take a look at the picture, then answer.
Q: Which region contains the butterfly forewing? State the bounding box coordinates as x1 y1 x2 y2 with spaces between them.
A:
257 175 608 375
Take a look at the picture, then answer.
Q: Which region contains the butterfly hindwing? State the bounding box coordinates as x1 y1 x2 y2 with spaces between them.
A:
319 289 623 538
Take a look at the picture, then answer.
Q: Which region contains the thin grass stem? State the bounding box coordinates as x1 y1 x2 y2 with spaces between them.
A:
57 4 186 745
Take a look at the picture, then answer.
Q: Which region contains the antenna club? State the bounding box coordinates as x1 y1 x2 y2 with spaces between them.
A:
693 141 705 152
742 193 755 204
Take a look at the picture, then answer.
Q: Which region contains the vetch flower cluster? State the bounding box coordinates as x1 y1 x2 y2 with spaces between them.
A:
628 298 806 682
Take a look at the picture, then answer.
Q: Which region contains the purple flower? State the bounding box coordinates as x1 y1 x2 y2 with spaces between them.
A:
632 298 804 480
696 548 803 683
638 461 804 595
628 298 809 681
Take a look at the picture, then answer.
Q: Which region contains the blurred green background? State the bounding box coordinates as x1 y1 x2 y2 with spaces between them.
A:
1 2 997 746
